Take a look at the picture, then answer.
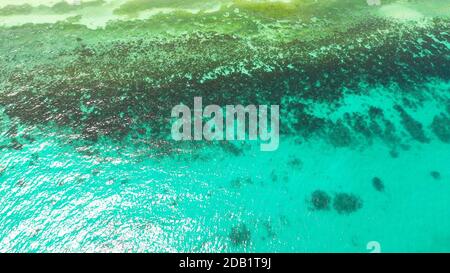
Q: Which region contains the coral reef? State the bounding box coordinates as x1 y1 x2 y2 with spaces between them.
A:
310 190 331 211
430 171 441 180
0 15 448 156
372 177 385 192
333 193 363 214
431 114 450 143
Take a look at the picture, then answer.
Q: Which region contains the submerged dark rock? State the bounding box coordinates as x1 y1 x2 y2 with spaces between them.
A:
389 149 399 158
394 105 429 143
372 177 385 192
431 114 450 143
310 190 331 210
333 193 363 214
229 224 251 246
351 113 372 140
287 157 303 170
270 170 278 182
430 171 441 180
328 121 353 147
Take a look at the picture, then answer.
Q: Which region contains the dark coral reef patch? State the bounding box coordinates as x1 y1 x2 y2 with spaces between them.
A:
430 171 441 180
0 17 449 156
372 177 385 192
333 193 363 214
309 190 331 211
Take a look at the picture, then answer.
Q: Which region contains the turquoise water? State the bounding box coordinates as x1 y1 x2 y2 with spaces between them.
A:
0 0 450 253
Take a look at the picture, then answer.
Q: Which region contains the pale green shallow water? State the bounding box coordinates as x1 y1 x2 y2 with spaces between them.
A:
0 0 449 252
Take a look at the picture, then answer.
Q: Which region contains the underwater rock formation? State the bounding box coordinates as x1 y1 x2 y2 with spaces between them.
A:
394 105 429 143
431 114 450 143
328 121 353 147
333 193 363 214
310 190 331 211
287 157 303 170
430 171 441 180
372 177 385 192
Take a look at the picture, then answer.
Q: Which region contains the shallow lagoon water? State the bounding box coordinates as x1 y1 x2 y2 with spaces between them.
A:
2 119 450 252
0 0 449 253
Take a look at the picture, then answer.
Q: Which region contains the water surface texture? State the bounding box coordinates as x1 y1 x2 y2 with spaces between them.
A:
0 0 450 252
